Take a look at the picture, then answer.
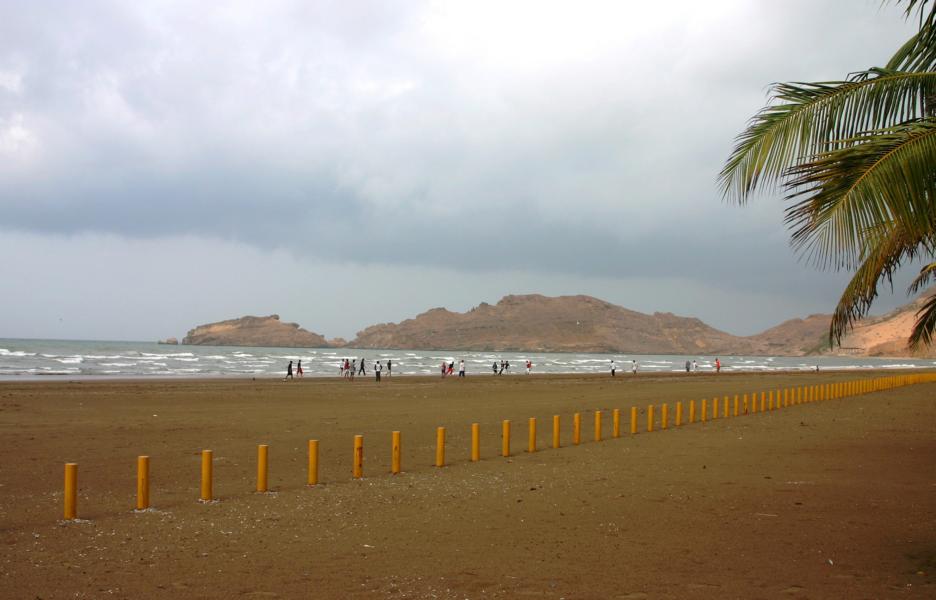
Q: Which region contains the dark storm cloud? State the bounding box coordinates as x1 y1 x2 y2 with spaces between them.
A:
0 1 923 339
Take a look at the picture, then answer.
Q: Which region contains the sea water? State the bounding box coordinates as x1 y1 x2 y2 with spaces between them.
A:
0 338 933 379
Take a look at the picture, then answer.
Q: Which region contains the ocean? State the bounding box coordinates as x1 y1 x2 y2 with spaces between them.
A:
0 338 933 379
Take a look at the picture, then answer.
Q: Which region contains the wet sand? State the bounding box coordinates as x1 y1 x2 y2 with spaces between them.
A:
1 371 934 598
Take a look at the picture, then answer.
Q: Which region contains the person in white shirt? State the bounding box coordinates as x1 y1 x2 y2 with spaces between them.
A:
632 360 638 374
374 360 382 382
610 360 616 377
458 359 465 377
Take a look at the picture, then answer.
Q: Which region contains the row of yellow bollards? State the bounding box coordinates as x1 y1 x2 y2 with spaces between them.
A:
61 372 933 520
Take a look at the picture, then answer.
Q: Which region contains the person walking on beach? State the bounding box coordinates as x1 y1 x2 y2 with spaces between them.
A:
493 361 498 375
692 360 698 372
349 359 356 381
505 360 510 374
458 359 465 377
285 360 294 381
685 360 691 373
387 359 392 377
358 358 366 376
375 360 382 382
448 361 454 376
296 360 303 378
499 360 505 375
632 360 638 374
526 359 532 375
715 358 721 373
441 361 447 378
610 360 616 377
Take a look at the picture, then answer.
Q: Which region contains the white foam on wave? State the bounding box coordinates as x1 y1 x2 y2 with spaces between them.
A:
172 357 199 362
100 362 135 367
0 349 36 357
56 357 83 364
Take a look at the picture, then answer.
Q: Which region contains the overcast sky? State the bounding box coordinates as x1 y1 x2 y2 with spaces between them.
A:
0 0 924 341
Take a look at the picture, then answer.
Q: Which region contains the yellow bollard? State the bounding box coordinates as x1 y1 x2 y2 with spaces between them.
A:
661 403 668 430
784 388 789 407
676 401 683 426
612 409 620 438
768 390 774 411
256 444 269 493
553 415 561 448
353 435 364 478
200 450 213 502
733 395 739 417
723 396 730 418
391 432 401 474
594 411 602 442
760 392 766 412
136 455 150 511
630 407 638 434
502 420 511 457
436 427 446 466
647 405 654 432
528 418 537 453
689 400 696 423
64 463 78 520
573 413 581 444
743 393 749 414
711 397 719 420
471 423 480 462
308 440 319 485
701 399 707 423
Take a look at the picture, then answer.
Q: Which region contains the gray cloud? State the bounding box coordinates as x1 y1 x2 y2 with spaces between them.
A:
0 1 924 341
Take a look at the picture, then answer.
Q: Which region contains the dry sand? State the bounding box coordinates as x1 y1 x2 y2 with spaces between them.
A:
1 371 934 599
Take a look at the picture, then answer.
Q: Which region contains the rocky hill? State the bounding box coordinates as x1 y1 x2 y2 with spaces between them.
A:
181 315 333 348
173 292 936 356
348 294 761 354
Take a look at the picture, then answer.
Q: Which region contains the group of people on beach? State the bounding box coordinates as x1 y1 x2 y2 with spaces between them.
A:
609 360 639 376
337 358 390 381
441 359 466 377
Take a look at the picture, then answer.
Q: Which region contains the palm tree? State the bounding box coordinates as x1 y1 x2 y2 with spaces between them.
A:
719 0 936 349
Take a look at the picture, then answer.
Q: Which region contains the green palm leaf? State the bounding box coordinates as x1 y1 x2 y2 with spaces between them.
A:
719 71 936 203
783 118 936 269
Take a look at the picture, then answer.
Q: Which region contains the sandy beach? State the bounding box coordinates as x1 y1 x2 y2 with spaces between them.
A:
1 371 934 598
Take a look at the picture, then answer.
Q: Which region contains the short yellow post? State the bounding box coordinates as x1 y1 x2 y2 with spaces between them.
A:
502 420 511 457
391 432 401 474
689 400 696 423
573 413 582 444
797 387 802 404
661 403 668 430
136 455 150 511
724 396 730 418
308 440 319 485
630 407 638 434
711 397 719 420
64 463 78 520
200 450 213 502
612 409 621 438
760 392 766 412
353 435 364 478
436 427 446 466
701 399 707 423
676 401 683 426
594 411 602 442
256 444 269 493
733 395 739 417
553 415 561 448
784 388 789 408
471 423 480 462
647 405 654 432
768 390 774 411
528 418 537 453
743 393 749 414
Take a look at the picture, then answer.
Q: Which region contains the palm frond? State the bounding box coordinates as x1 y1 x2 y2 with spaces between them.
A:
907 260 936 294
783 118 936 270
828 223 928 344
909 291 936 347
719 71 936 203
